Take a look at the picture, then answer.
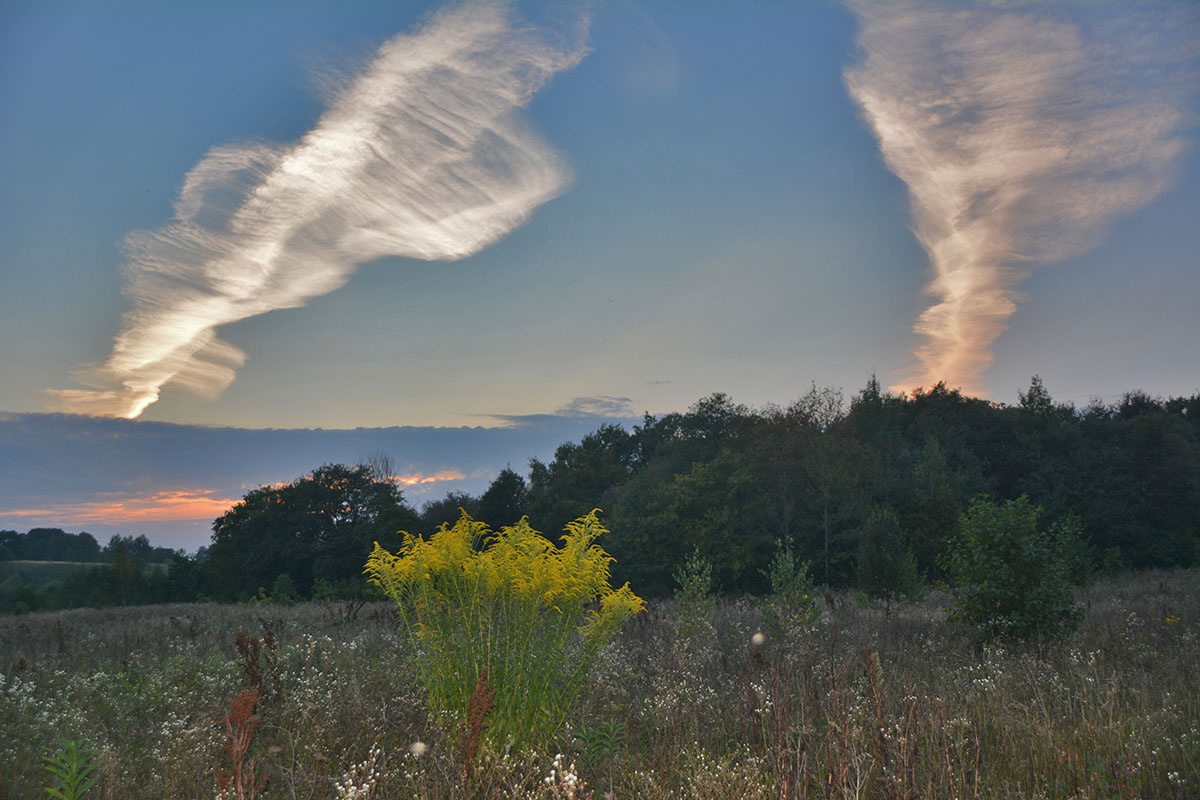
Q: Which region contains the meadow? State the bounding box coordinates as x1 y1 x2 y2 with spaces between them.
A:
1 568 1196 799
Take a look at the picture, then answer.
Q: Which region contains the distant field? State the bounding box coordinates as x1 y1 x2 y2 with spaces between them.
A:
0 560 166 589
0 560 106 588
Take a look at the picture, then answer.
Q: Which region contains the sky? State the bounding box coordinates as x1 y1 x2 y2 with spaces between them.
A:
2 1 1198 551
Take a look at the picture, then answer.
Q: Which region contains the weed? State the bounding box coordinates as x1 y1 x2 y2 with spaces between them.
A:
233 624 280 703
572 719 625 766
760 538 818 648
42 740 96 800
671 546 715 642
215 687 266 800
456 666 495 791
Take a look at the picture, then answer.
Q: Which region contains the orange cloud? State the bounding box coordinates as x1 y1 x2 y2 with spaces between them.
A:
392 470 466 487
2 489 238 525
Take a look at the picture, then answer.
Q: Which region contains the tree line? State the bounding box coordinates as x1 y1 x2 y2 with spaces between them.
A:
3 376 1197 613
507 377 1198 595
0 530 178 564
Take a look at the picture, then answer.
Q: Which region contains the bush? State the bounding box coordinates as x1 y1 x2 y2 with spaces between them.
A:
269 573 299 605
365 510 644 750
760 538 818 644
857 507 923 603
672 546 716 641
940 496 1081 643
1055 513 1095 586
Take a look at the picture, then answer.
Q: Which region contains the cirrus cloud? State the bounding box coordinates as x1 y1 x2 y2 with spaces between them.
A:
845 1 1199 393
51 4 589 419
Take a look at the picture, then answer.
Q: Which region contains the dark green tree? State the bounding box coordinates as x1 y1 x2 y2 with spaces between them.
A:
856 506 922 603
524 424 638 536
941 496 1081 643
899 437 971 576
164 552 204 601
103 534 154 563
792 391 870 587
478 467 527 528
610 447 771 594
421 491 480 529
109 543 144 606
208 463 421 599
6 529 103 562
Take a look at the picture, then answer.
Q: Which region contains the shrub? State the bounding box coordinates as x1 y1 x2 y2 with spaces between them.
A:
671 546 715 640
940 496 1081 643
1055 513 1095 586
857 507 923 603
268 573 299 605
365 510 644 750
760 538 818 643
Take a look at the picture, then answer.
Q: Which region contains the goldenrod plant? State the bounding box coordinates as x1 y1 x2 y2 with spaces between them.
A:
365 510 644 750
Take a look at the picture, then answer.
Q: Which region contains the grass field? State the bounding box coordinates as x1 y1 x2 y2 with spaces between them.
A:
1 569 1196 798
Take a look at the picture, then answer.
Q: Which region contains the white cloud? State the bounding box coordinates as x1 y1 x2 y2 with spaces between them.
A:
52 5 588 418
845 1 1198 393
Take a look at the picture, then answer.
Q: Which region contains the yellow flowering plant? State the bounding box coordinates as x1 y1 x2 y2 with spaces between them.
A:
365 510 644 750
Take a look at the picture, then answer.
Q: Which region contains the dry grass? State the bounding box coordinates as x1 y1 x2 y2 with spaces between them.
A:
1 569 1196 798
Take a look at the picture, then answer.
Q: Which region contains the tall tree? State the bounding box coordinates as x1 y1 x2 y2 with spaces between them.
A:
208 463 422 598
478 467 527 528
421 491 481 529
524 424 638 535
610 447 770 595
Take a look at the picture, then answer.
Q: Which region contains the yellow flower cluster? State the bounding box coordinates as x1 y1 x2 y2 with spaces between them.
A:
364 510 643 635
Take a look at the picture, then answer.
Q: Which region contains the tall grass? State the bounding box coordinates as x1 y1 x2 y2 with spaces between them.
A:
0 569 1195 798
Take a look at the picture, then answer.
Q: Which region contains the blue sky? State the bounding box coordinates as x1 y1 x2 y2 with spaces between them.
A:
1 1 1197 550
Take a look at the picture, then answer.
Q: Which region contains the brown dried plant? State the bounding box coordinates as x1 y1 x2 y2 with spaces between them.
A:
234 625 281 702
457 666 496 791
865 649 890 772
215 686 267 800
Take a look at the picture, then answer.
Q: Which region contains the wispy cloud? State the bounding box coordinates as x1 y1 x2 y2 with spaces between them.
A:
845 1 1198 393
51 5 588 419
479 395 638 427
555 395 636 418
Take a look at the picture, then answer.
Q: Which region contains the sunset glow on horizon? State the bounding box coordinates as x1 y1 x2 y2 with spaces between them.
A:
2 489 239 527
